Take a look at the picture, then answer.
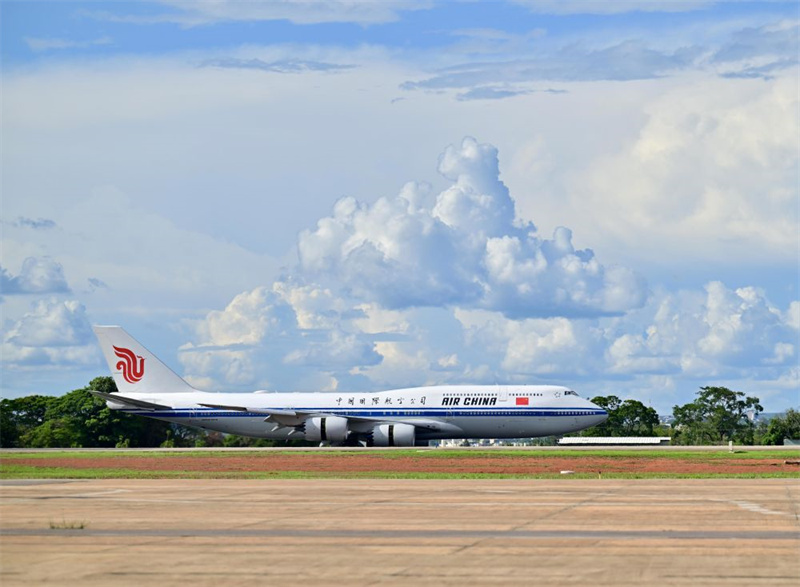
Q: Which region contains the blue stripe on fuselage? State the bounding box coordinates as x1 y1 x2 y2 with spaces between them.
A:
120 407 607 418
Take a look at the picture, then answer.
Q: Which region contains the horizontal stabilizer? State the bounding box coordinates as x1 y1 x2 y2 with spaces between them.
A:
90 391 171 411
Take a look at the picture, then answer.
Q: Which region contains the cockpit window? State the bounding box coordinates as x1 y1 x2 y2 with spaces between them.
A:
564 390 579 396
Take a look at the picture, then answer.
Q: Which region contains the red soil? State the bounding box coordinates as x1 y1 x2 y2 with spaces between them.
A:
7 453 792 476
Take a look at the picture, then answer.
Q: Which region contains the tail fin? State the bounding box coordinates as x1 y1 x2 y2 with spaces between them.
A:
93 325 196 394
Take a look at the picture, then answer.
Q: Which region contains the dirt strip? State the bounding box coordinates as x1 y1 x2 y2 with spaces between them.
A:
6 453 794 475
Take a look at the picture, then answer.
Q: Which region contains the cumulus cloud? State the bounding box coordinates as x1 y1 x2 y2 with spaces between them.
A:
299 137 647 318
283 331 381 370
180 281 381 389
178 138 653 390
447 280 798 387
578 72 799 262
5 299 91 348
2 299 98 368
0 257 70 295
194 287 297 347
605 282 798 377
456 308 603 377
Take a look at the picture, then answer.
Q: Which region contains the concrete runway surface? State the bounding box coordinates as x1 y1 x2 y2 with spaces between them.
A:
1 479 798 586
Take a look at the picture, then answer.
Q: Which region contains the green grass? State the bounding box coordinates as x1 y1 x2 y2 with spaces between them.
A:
49 518 87 530
2 463 799 480
3 447 798 480
2 448 798 460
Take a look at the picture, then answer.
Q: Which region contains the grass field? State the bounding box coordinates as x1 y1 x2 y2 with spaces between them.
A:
2 447 799 479
3 447 800 459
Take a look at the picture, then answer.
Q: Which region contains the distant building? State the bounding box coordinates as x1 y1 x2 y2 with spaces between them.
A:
557 437 672 446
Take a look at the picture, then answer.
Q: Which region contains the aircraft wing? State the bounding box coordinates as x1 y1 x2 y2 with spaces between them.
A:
90 391 171 411
197 402 450 431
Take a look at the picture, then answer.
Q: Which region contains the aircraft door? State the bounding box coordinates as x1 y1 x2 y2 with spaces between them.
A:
498 385 508 403
443 393 454 422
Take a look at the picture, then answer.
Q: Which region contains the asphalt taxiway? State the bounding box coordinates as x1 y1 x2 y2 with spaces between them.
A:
1 479 798 586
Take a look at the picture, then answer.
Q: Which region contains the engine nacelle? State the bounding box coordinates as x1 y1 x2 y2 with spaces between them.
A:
304 416 349 443
372 423 416 447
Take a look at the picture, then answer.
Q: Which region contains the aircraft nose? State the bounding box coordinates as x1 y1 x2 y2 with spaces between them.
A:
589 402 608 426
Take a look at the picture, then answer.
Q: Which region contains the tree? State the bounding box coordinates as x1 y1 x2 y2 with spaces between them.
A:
760 409 800 445
0 395 58 447
580 396 659 437
8 377 173 448
3 376 315 448
672 386 762 445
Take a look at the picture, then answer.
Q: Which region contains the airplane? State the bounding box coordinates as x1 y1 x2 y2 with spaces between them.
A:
92 325 608 446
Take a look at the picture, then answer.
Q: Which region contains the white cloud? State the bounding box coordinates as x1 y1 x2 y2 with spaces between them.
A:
200 57 355 74
605 282 798 377
194 287 296 347
353 341 431 386
351 303 410 335
172 130 795 408
2 298 98 368
284 331 381 370
1 187 278 312
714 20 800 78
24 36 112 53
512 1 715 15
179 348 257 388
571 72 799 264
455 308 602 377
786 301 800 330
299 137 647 318
0 257 70 295
438 353 459 368
3 16 797 410
180 280 382 389
272 281 347 330
402 41 701 90
90 0 431 26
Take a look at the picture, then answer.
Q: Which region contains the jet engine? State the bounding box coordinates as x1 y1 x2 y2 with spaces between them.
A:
371 423 416 447
303 416 349 443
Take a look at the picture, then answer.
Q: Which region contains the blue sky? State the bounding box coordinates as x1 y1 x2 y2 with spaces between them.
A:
1 0 798 413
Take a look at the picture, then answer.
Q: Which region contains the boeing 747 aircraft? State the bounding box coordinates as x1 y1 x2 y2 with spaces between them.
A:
93 326 607 446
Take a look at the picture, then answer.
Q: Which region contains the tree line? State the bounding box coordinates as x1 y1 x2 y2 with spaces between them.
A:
578 386 798 445
1 378 798 448
0 377 311 449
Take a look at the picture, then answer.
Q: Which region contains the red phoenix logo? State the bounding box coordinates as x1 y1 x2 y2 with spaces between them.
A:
113 346 145 384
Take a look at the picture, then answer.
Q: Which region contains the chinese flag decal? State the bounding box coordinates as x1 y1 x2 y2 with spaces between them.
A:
516 397 529 406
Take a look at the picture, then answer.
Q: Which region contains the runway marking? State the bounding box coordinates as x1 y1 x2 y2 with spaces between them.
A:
2 528 798 540
73 489 130 498
716 499 791 517
731 500 790 517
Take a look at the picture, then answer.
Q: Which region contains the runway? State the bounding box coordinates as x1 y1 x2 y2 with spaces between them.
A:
1 479 798 586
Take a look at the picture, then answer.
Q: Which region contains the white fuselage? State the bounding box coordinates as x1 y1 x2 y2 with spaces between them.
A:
111 384 607 442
